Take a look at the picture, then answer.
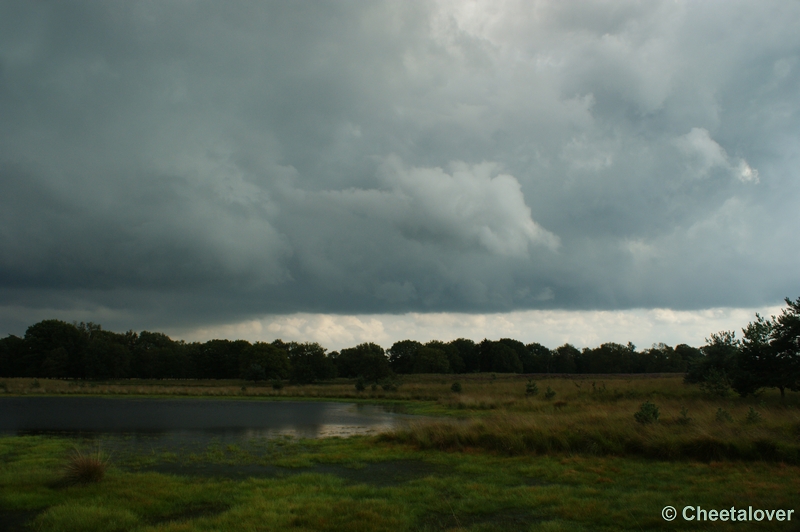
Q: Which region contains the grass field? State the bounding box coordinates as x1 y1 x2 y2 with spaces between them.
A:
1 375 799 531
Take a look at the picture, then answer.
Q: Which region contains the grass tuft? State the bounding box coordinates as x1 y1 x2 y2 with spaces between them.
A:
63 447 108 484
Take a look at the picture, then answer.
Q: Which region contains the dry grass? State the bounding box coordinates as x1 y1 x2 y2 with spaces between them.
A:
63 447 108 484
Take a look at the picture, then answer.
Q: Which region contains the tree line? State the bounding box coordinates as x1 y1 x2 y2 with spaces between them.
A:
0 297 796 395
0 319 702 383
686 297 800 399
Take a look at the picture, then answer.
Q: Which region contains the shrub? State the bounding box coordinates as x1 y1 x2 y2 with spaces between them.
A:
450 382 462 393
355 376 366 392
746 407 762 424
676 407 692 425
64 447 108 484
544 386 556 400
271 379 284 390
634 401 660 424
699 368 731 397
380 379 399 392
715 408 733 423
525 380 538 396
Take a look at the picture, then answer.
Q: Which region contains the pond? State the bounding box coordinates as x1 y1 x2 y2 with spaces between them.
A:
0 396 408 439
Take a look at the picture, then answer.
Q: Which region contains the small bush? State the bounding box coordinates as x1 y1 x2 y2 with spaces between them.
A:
240 386 247 392
715 408 733 423
746 406 762 424
699 369 730 397
676 407 692 425
64 447 108 484
355 377 366 392
450 382 462 393
31 379 40 389
271 379 284 390
634 401 660 424
525 380 538 396
544 386 556 400
380 380 399 392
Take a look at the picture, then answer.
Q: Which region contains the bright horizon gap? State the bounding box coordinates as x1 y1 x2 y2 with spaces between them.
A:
166 305 785 352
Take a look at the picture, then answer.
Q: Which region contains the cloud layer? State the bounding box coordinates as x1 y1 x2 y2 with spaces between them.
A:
1 0 798 337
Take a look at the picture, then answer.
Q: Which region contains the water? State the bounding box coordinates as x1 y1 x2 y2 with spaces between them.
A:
0 396 407 439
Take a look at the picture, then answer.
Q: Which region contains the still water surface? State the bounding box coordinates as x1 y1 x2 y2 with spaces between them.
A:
0 396 407 439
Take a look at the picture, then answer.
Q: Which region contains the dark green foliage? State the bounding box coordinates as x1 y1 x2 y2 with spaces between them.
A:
544 386 556 400
746 407 761 424
685 331 740 386
380 379 400 392
634 401 659 424
523 342 553 373
271 379 284 390
552 344 579 373
239 342 289 381
387 340 422 374
24 320 87 378
677 407 692 425
715 408 733 423
243 363 266 383
525 380 538 396
0 334 25 377
355 376 366 392
699 368 731 397
334 343 391 381
413 347 450 374
449 338 478 373
287 342 335 384
425 340 464 373
760 298 800 399
478 340 523 373
450 381 462 393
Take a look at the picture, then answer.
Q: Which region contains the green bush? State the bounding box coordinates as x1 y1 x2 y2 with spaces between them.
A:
451 382 462 393
544 386 556 400
271 379 284 390
699 368 731 397
746 406 762 424
676 407 692 425
355 376 366 392
715 408 733 423
525 380 538 396
634 401 660 424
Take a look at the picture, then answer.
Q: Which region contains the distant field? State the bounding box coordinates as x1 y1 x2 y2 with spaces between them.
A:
1 375 798 530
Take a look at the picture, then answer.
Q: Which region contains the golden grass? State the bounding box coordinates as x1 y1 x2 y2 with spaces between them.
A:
63 447 108 484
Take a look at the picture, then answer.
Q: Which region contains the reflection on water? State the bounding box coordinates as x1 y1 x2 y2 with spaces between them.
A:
0 396 407 440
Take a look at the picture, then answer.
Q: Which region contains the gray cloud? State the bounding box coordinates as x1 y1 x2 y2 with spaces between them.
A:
1 0 799 335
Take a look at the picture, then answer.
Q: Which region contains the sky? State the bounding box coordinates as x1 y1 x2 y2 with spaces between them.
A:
1 0 798 351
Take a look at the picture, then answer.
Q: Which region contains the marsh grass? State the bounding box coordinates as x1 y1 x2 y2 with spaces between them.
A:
63 446 109 484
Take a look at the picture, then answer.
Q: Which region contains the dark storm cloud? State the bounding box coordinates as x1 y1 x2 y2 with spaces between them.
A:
1 0 799 333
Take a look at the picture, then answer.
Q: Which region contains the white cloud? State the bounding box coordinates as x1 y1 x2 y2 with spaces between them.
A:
379 158 561 255
675 127 759 183
171 304 785 352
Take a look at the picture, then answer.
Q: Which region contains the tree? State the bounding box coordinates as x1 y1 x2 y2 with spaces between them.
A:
525 343 554 373
413 347 450 374
239 342 290 381
387 340 422 374
23 320 88 378
684 331 740 395
769 297 800 398
552 344 579 373
426 340 464 373
449 338 479 373
287 342 336 384
334 343 392 381
478 340 523 373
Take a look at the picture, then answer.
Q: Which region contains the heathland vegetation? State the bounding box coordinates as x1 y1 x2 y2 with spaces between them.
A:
1 297 799 530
